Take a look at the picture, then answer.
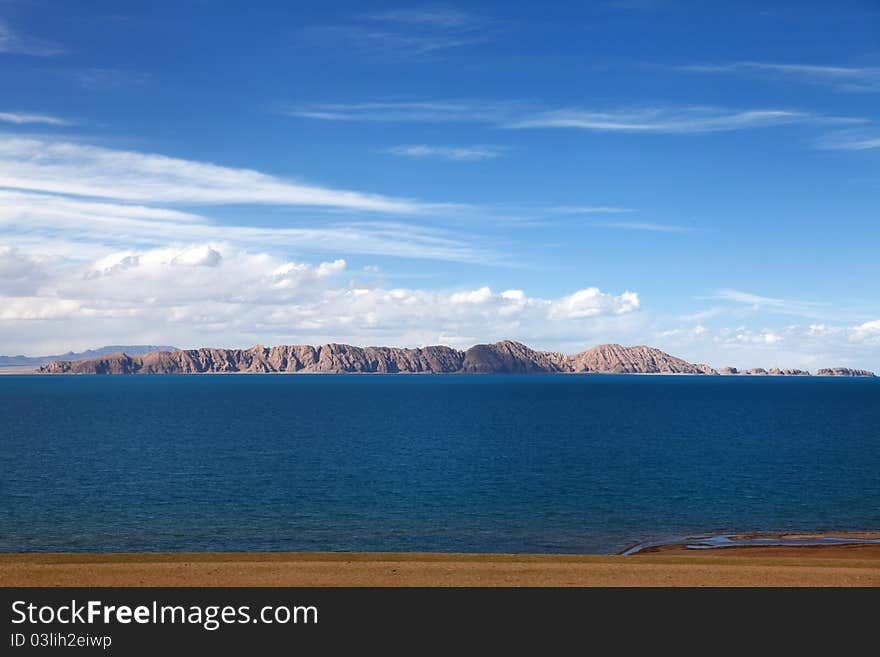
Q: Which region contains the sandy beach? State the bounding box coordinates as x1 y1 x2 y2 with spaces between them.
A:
3 540 880 587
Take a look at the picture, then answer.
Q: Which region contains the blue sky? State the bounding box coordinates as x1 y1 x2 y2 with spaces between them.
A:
1 0 879 369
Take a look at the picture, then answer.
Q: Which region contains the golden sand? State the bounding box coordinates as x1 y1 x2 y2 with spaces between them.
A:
2 543 880 587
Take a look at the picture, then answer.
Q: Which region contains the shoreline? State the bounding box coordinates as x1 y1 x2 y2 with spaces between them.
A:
619 530 880 555
3 533 879 587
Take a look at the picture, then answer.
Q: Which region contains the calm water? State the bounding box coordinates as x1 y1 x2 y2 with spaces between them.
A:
1 374 878 554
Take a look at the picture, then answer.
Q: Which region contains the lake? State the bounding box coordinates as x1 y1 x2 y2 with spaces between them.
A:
1 374 878 554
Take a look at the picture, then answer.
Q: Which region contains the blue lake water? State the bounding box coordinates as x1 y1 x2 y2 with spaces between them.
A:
1 374 878 554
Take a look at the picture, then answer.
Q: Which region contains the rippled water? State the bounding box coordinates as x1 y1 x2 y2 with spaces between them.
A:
1 374 878 554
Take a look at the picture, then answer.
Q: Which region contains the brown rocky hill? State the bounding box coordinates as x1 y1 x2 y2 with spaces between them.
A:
38 340 717 375
816 367 876 377
39 344 466 375
459 340 569 373
35 340 875 376
568 343 715 374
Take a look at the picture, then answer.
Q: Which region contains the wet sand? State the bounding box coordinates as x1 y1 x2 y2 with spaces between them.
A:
3 543 880 587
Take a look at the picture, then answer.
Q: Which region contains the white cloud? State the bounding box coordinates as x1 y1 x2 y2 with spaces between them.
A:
0 190 490 263
74 68 148 91
654 321 880 371
679 62 880 92
505 107 847 133
0 246 52 295
817 129 880 150
0 137 438 213
68 245 346 305
0 297 80 321
365 8 479 28
4 241 876 370
762 331 782 344
0 243 641 354
548 206 636 214
851 320 880 343
549 288 640 319
711 288 829 318
386 144 504 161
715 289 785 306
0 112 69 126
285 101 516 123
0 19 63 56
450 286 494 304
299 8 492 59
590 221 692 233
288 102 861 135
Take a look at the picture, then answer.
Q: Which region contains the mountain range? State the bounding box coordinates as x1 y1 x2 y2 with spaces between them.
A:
0 345 178 368
34 341 875 376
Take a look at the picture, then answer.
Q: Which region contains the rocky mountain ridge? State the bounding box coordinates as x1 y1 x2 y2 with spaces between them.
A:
815 367 876 377
35 341 876 376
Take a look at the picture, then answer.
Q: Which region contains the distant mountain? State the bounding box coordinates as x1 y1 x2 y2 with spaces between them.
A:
816 367 876 377
35 340 876 376
36 340 716 375
0 346 178 368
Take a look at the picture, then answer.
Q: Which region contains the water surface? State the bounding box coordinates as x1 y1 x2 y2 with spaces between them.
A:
1 374 878 554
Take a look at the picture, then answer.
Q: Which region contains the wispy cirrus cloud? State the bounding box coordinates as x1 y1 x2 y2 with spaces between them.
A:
547 206 637 214
363 7 480 28
74 68 149 91
0 189 492 264
298 7 495 59
284 100 517 123
287 101 862 134
607 0 662 8
0 112 69 126
678 61 880 92
0 19 63 56
816 128 880 150
386 144 504 161
591 221 692 233
0 136 450 214
504 107 858 133
711 288 830 319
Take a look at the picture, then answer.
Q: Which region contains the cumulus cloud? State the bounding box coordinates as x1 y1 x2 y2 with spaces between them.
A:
654 321 880 371
0 243 641 354
70 245 346 305
549 288 640 319
851 320 880 343
0 297 80 321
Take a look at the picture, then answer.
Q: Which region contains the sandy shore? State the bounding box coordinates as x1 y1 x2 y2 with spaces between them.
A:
3 543 880 586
